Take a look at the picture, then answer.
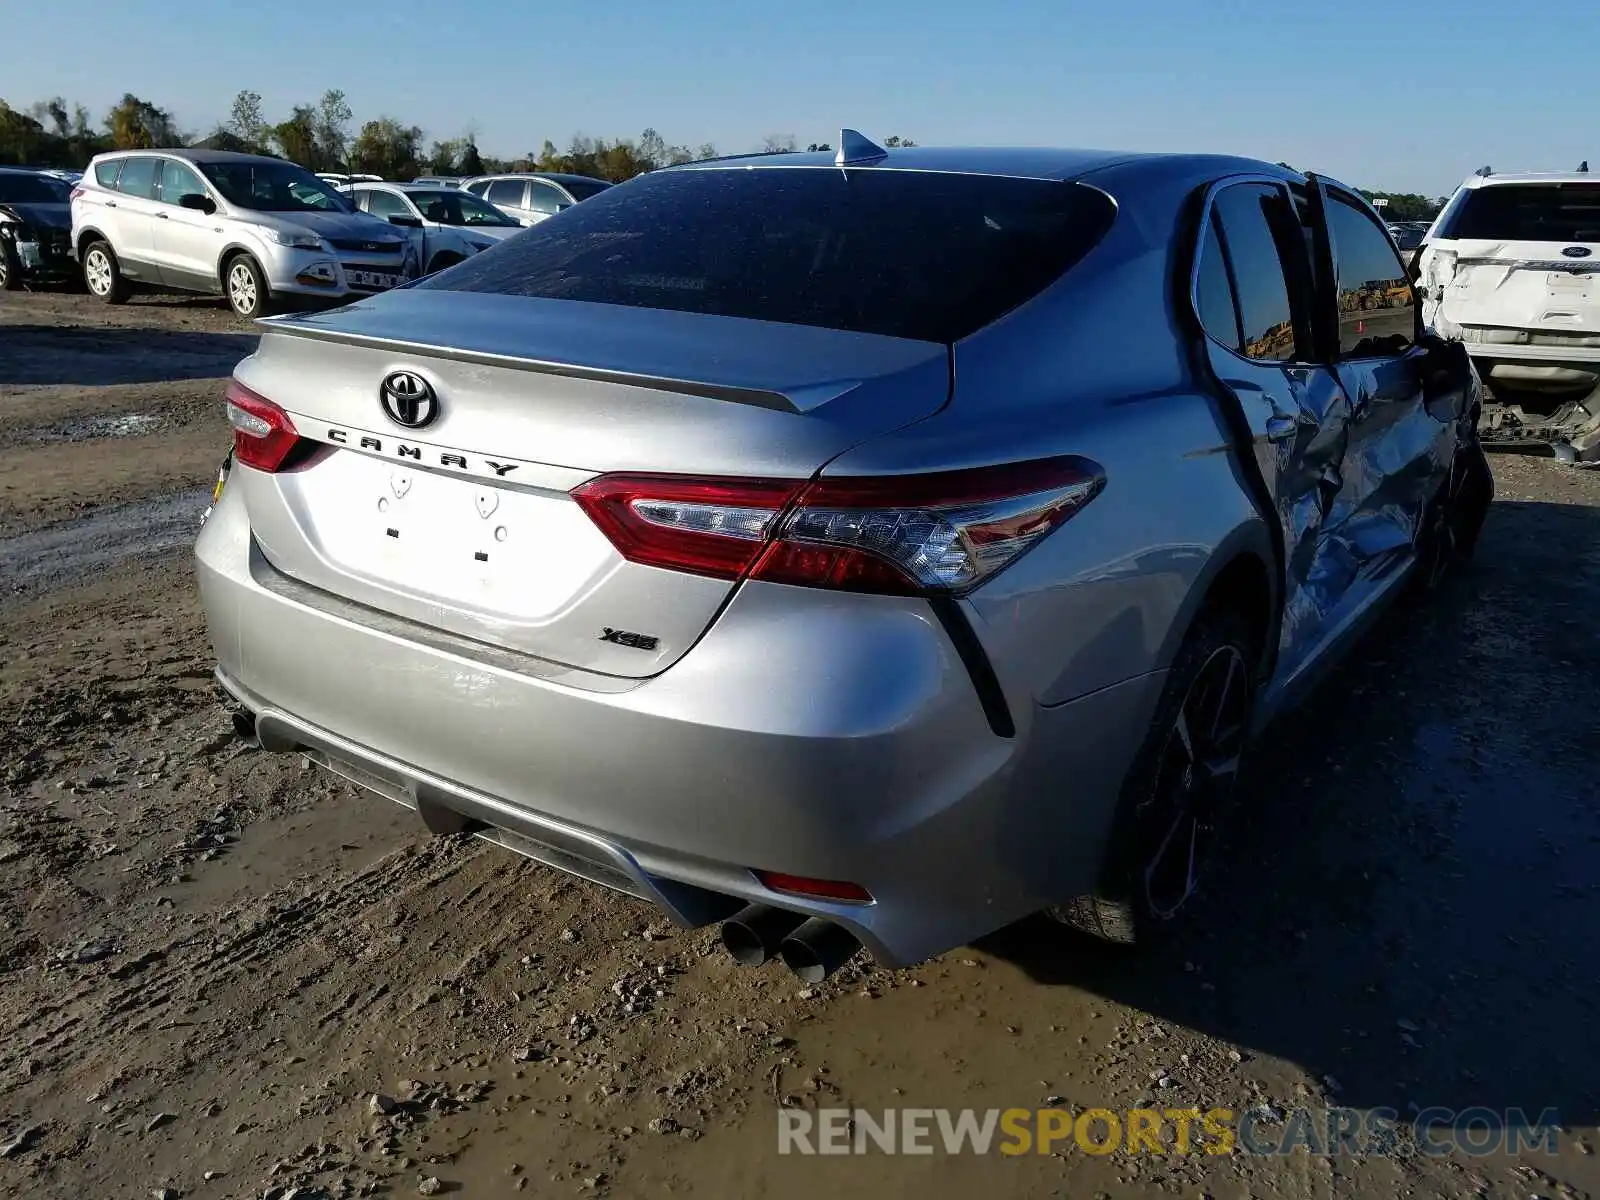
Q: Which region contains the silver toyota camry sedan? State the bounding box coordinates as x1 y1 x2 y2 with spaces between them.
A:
197 134 1491 980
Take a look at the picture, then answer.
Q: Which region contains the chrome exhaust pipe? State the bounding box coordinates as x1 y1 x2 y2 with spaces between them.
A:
778 918 862 983
720 904 807 966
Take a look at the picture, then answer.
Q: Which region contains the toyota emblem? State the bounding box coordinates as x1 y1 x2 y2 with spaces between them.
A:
380 370 438 429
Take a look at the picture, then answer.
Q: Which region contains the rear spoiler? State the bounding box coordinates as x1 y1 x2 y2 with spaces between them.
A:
257 318 806 414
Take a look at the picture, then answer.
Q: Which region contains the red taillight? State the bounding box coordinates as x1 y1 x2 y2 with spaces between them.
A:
571 456 1104 596
225 380 302 473
572 474 803 580
70 186 85 201
754 870 873 904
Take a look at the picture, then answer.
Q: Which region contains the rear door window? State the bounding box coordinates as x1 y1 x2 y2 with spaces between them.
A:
93 159 123 188
1194 212 1242 351
422 168 1118 343
487 179 526 208
1441 183 1600 242
1324 191 1416 358
1210 182 1311 362
115 157 160 201
526 180 567 214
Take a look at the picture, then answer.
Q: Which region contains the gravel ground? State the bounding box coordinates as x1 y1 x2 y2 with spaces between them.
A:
2 291 1598 1199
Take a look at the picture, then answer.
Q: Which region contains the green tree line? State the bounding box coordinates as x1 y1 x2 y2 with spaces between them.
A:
2 90 907 183
2 92 1433 212
0 91 924 182
0 89 728 182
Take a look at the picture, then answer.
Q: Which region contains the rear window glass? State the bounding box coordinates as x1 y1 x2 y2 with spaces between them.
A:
115 158 159 200
1441 183 1600 242
93 160 122 188
558 178 611 202
420 168 1118 342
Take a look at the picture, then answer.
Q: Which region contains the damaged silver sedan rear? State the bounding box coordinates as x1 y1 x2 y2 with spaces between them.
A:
198 144 1491 977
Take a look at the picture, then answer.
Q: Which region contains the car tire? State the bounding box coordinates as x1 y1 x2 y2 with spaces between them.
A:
1050 609 1258 947
0 239 21 291
425 252 463 276
224 253 273 319
81 240 129 304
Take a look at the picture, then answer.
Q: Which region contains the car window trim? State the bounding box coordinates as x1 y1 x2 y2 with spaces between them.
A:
1189 174 1323 369
1319 182 1423 363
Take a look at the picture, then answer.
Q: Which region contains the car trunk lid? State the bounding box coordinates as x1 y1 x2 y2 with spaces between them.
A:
231 290 950 679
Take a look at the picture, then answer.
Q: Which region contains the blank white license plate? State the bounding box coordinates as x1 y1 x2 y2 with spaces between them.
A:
347 270 397 288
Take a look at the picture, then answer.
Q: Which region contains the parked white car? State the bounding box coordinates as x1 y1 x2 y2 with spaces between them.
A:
72 150 411 317
1418 168 1600 459
459 173 612 226
345 182 523 275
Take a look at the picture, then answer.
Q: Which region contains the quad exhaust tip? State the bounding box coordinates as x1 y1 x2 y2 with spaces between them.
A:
721 906 862 981
778 918 862 984
720 904 807 966
230 707 258 744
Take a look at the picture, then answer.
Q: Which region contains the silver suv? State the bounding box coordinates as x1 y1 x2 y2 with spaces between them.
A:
72 149 411 317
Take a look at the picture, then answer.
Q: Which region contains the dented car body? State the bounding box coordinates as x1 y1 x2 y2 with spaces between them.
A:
1418 170 1600 461
197 147 1489 971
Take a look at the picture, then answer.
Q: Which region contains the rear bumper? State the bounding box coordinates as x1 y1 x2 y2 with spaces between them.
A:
195 486 1163 966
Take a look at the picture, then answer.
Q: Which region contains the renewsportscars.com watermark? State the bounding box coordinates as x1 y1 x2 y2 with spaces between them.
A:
778 1106 1562 1157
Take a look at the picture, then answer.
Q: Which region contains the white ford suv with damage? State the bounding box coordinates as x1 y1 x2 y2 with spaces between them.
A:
1418 169 1600 461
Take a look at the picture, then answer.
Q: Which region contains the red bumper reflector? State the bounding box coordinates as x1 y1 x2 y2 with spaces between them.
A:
754 870 873 904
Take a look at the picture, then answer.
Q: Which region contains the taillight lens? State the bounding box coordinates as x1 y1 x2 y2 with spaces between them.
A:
225 380 302 472
572 456 1104 596
70 186 85 201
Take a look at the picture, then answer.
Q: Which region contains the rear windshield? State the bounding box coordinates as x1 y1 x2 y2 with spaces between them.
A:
1440 183 1600 242
419 168 1117 342
557 178 611 202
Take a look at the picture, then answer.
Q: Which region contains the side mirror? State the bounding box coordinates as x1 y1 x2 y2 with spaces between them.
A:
388 215 423 229
179 193 216 214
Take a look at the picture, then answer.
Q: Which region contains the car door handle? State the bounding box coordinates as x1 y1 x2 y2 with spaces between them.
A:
1265 414 1298 443
156 212 169 219
105 201 117 208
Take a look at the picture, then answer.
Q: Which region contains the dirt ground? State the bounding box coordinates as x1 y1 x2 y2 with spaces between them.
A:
2 290 1599 1200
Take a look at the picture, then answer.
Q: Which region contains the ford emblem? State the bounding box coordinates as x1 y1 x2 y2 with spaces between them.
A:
1561 246 1592 259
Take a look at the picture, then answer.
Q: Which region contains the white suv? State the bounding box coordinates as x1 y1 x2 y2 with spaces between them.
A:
1418 169 1600 459
344 182 523 276
72 149 412 318
459 173 612 226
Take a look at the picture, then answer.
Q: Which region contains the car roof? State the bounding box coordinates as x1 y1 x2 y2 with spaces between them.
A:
92 147 283 166
668 145 1302 187
470 172 611 186
354 182 459 193
1456 170 1599 190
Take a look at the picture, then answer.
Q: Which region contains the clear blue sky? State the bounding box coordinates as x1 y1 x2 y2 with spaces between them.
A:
3 0 1592 196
